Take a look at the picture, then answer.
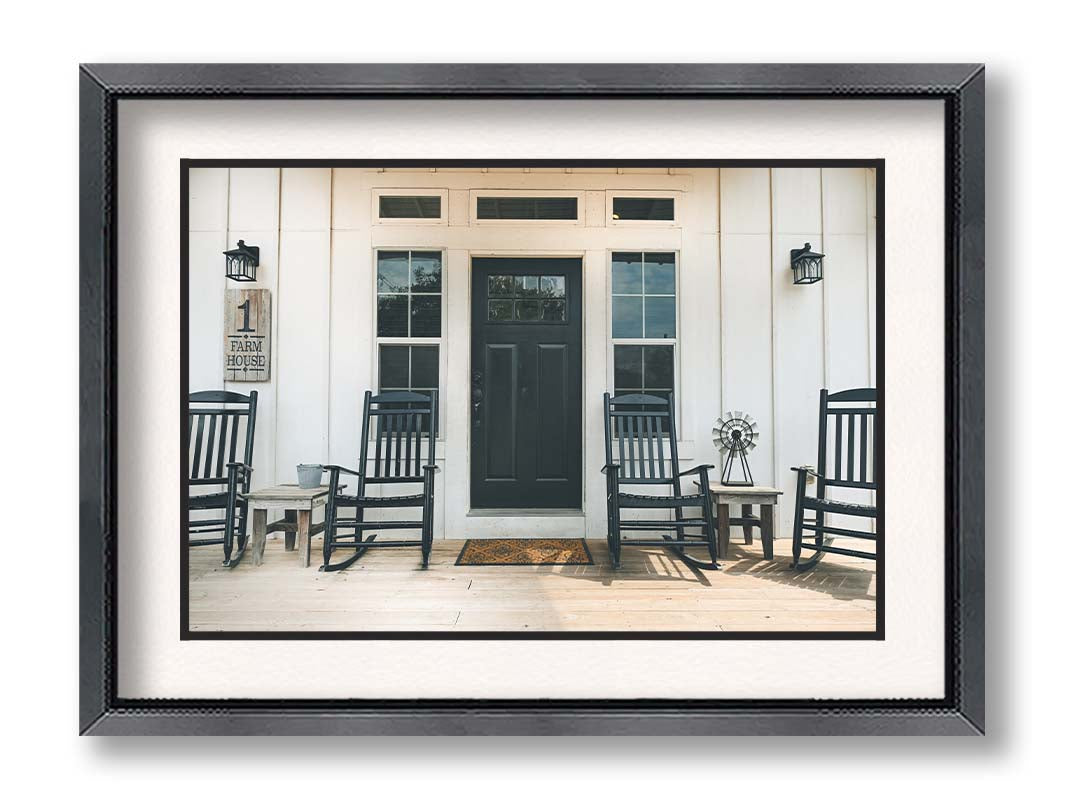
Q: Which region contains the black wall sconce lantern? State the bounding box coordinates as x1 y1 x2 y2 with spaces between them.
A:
790 242 825 285
224 240 259 282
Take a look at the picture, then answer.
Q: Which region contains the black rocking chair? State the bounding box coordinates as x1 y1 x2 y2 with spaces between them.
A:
602 392 718 570
187 390 257 567
321 390 439 572
791 388 879 571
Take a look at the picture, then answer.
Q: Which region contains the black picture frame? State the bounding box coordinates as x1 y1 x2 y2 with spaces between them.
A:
80 63 984 736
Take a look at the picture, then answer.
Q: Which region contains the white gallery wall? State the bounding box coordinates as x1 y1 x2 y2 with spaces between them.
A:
188 166 877 540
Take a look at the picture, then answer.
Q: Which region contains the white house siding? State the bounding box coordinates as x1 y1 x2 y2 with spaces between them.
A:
188 167 878 540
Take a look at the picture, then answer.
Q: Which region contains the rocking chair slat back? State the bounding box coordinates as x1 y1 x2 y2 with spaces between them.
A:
358 390 438 488
414 412 423 468
601 391 717 571
603 392 680 485
792 386 878 572
819 388 877 491
188 390 257 486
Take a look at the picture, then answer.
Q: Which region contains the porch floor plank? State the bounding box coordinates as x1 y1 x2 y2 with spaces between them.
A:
188 539 877 633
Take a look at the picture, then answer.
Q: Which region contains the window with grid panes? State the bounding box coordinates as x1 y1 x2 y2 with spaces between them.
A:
611 252 677 431
375 250 443 435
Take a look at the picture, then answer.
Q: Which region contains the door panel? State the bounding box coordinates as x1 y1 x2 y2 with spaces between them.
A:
470 257 582 509
536 344 568 480
485 344 518 480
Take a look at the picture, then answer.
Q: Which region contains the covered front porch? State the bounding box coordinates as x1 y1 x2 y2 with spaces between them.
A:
188 537 876 634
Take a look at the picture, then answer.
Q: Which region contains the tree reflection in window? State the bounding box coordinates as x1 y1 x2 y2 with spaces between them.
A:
376 250 442 337
487 274 566 322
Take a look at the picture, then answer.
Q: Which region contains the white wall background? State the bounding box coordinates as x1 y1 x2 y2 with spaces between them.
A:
189 166 877 539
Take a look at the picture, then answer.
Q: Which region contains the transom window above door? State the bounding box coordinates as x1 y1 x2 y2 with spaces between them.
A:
477 196 578 220
612 196 675 221
378 195 442 219
376 250 443 338
606 192 680 226
611 252 677 339
371 189 448 224
471 191 583 224
487 274 567 322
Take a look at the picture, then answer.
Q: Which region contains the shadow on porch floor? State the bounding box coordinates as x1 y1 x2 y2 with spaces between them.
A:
188 538 876 633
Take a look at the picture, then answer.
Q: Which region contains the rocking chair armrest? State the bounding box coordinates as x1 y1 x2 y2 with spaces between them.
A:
225 461 253 474
790 465 825 480
323 464 360 476
422 464 441 472
677 463 716 478
600 464 621 474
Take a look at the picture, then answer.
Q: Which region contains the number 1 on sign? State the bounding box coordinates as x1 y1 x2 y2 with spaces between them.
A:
237 299 254 332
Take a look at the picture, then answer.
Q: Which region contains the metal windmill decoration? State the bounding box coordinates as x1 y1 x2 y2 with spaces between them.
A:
713 412 759 486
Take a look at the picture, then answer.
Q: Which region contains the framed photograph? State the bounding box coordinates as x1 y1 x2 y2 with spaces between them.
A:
80 63 984 734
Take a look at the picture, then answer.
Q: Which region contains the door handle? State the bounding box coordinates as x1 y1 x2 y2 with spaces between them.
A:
472 372 484 427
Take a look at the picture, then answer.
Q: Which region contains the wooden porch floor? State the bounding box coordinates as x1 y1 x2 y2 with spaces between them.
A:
188 538 877 633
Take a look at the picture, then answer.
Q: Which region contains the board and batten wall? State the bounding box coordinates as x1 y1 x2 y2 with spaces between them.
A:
188 167 877 541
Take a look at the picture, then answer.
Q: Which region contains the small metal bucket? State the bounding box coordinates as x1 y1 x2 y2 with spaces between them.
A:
296 463 323 489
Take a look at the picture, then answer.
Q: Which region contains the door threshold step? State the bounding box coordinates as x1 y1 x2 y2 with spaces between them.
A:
467 508 584 518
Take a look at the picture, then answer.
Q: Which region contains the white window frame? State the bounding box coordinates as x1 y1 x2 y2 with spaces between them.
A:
372 188 449 226
372 247 447 438
608 250 681 437
604 190 681 228
469 189 584 226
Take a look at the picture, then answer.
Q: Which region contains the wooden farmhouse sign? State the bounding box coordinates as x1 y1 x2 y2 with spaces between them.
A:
224 288 271 382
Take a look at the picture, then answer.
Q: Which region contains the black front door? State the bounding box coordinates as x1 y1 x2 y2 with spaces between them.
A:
470 257 582 509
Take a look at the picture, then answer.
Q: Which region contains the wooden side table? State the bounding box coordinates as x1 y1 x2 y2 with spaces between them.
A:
245 484 331 567
710 484 783 560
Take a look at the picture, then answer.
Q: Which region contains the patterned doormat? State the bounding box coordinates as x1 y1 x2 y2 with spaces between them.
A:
454 538 594 566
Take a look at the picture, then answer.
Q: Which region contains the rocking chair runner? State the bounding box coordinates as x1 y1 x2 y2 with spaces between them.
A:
187 390 257 567
602 392 718 570
321 390 439 572
792 388 879 571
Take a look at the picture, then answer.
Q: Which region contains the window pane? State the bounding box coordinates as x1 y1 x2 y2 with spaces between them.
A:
643 345 674 389
379 195 442 219
516 275 540 296
643 253 676 294
410 345 439 388
379 345 440 436
488 299 513 321
378 345 409 388
489 275 514 297
612 197 674 221
644 296 676 338
377 295 409 337
539 275 565 298
410 295 441 337
612 296 643 338
644 251 676 266
410 251 442 292
531 197 579 219
377 251 410 293
541 300 565 321
516 300 540 321
611 253 643 294
477 196 578 220
613 345 642 389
